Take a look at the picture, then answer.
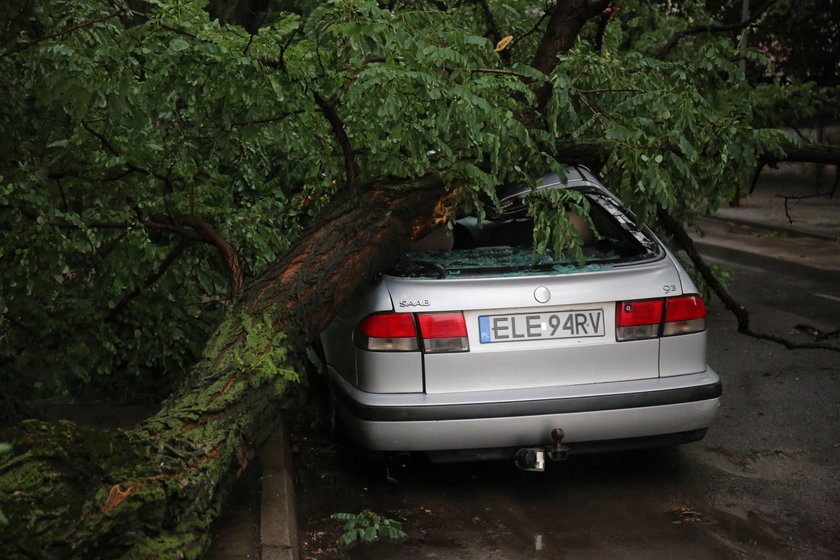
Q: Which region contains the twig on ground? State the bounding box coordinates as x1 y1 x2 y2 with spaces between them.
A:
775 192 833 224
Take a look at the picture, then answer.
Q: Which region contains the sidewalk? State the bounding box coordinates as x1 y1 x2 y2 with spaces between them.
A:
691 174 840 272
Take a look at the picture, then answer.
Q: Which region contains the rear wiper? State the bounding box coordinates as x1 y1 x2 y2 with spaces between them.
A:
390 259 448 279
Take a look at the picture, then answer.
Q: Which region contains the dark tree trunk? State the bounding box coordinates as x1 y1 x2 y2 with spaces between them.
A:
0 177 444 559
532 0 612 107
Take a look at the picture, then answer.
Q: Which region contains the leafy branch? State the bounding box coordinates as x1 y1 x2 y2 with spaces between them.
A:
331 510 406 547
0 9 121 59
109 0 198 39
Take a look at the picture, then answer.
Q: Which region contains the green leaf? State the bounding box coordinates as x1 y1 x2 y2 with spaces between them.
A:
169 38 190 52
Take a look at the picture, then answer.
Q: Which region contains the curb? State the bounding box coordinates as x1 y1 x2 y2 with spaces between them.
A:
260 419 299 560
700 214 840 242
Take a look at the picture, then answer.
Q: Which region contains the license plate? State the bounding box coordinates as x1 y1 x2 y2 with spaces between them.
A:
478 309 605 343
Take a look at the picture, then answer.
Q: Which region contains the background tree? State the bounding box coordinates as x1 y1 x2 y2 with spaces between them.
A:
1 0 838 557
704 0 840 88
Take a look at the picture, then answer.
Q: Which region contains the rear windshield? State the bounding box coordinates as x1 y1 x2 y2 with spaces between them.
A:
389 187 660 278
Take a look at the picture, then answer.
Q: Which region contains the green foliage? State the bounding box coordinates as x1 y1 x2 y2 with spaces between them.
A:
0 0 306 407
0 0 545 409
546 29 789 226
0 0 823 412
331 509 407 547
527 188 594 264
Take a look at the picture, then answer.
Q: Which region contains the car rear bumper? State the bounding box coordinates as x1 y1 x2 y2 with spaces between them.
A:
329 369 721 452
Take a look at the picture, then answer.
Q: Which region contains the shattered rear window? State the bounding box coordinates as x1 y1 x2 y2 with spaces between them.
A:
389 188 660 279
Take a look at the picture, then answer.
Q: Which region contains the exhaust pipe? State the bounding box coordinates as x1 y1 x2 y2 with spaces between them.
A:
385 452 414 483
388 452 414 469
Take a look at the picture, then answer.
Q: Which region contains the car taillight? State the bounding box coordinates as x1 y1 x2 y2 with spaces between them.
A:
356 313 419 351
355 312 469 353
663 295 706 336
616 295 706 341
615 299 664 341
418 312 469 353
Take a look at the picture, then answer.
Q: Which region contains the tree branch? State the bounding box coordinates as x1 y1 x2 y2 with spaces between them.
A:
475 0 503 54
25 212 244 297
80 121 170 184
227 111 305 128
312 91 357 193
170 215 245 298
516 6 554 47
0 10 121 59
463 67 535 80
593 1 621 52
105 238 190 322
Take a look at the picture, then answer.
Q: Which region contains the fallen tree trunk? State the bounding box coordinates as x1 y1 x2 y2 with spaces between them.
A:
0 177 445 559
764 142 840 165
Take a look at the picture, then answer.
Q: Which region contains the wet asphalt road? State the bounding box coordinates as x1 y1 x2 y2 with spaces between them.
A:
296 254 840 559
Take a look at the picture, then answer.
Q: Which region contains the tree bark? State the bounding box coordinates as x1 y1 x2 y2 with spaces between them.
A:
532 0 612 108
0 177 445 559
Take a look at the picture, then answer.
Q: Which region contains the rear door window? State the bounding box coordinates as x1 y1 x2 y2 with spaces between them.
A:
391 187 660 278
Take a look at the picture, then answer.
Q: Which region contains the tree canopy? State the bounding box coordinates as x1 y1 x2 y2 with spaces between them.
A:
0 0 837 557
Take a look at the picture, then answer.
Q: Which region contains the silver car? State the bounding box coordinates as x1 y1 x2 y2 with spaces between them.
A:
320 166 720 469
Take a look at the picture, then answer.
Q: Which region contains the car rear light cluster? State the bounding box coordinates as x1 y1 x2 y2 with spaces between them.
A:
616 295 706 341
356 312 469 353
356 313 419 351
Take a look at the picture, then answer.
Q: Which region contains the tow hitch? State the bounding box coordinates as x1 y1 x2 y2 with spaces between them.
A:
515 429 569 472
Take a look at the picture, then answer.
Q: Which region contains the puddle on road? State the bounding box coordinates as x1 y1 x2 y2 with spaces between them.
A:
682 507 783 559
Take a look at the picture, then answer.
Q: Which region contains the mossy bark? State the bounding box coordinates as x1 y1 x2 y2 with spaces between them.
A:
0 178 444 559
